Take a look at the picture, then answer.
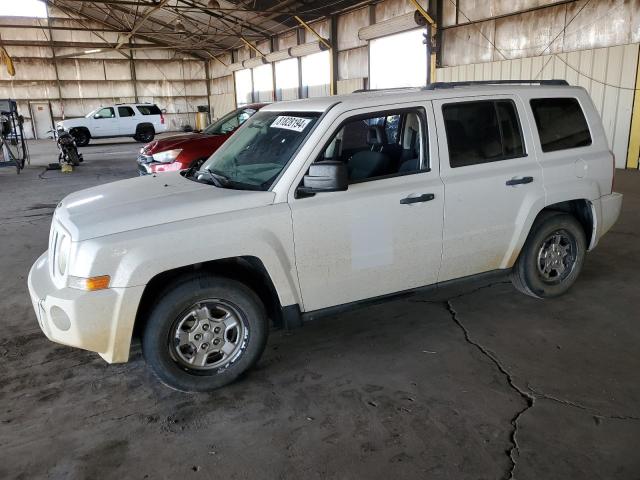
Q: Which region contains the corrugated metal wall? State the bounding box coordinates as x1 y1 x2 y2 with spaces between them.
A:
436 43 640 168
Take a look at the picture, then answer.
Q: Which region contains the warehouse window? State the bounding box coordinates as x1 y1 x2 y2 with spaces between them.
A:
301 51 330 97
442 100 525 168
530 98 592 152
0 0 47 17
235 69 253 107
252 64 274 103
369 29 428 89
275 58 299 100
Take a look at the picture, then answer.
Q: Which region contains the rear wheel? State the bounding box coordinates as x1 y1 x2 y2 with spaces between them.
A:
511 212 586 298
142 275 268 392
71 128 90 147
135 125 155 143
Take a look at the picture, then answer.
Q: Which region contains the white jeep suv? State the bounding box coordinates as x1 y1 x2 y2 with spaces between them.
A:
29 81 623 391
56 103 167 146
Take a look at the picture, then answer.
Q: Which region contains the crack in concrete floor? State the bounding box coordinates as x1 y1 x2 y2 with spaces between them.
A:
445 299 533 480
444 284 640 479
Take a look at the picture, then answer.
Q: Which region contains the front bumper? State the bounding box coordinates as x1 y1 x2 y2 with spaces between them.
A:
27 252 145 363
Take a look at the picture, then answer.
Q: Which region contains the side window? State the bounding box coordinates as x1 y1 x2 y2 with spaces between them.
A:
530 98 592 152
136 105 162 115
496 101 524 157
219 113 242 133
117 106 135 117
316 109 426 183
442 100 525 168
94 107 115 119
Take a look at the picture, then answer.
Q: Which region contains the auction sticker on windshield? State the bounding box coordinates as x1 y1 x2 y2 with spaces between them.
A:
271 116 311 132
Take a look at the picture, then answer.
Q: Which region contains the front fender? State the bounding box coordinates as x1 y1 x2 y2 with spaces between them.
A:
70 203 301 307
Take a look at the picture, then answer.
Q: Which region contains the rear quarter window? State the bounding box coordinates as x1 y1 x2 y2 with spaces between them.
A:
136 105 162 115
530 98 592 152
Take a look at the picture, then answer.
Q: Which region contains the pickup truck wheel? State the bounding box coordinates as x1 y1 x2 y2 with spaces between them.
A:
142 275 268 392
70 129 90 147
511 213 586 298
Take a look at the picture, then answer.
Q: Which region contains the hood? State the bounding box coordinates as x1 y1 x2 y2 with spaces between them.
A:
55 173 275 241
58 117 85 128
143 133 224 153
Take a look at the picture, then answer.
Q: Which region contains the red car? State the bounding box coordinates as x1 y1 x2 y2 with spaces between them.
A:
137 104 266 175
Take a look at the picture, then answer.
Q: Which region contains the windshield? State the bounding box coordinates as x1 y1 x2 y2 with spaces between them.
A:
85 109 98 118
204 108 256 135
196 111 320 190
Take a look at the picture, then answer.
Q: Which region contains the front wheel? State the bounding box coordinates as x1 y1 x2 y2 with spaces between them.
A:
142 275 268 392
71 129 90 147
511 212 586 298
67 148 80 166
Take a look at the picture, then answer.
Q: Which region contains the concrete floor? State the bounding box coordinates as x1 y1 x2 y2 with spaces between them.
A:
1 139 639 480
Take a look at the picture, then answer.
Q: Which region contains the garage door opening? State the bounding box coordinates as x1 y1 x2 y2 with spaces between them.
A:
369 29 428 90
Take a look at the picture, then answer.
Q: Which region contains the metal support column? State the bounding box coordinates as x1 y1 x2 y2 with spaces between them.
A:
129 41 139 103
294 15 334 95
409 0 437 84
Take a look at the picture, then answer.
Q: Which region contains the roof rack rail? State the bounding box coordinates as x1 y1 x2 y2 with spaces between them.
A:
424 79 569 89
353 86 419 93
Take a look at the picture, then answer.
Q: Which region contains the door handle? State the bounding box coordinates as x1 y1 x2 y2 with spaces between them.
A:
506 176 533 186
400 193 435 205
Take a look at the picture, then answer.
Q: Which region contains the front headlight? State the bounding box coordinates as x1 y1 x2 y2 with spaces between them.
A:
152 149 182 163
57 235 71 275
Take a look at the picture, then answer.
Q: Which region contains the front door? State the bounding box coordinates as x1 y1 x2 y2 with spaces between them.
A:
433 95 545 282
289 104 444 312
91 107 119 136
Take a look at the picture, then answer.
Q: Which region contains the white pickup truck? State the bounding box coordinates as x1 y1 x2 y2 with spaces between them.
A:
29 81 622 392
56 103 167 146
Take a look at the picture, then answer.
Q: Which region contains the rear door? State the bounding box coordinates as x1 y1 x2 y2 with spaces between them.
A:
117 106 137 135
433 95 545 282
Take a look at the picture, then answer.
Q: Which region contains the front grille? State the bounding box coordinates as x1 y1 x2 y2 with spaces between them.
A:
137 163 149 176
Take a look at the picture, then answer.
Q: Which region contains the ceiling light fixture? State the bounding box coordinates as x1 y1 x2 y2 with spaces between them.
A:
207 0 220 8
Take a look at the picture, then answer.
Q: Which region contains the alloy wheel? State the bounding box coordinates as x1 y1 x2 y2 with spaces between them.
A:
169 300 246 371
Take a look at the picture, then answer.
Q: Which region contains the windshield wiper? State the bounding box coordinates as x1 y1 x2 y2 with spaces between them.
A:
194 168 225 187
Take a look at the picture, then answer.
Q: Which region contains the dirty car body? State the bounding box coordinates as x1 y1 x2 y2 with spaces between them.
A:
28 83 623 391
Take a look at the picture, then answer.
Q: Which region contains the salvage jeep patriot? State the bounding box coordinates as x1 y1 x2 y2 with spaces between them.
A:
28 81 623 392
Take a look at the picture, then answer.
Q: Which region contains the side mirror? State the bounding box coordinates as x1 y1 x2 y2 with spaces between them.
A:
298 161 348 195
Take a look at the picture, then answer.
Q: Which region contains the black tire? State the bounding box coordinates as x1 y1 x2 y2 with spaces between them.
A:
67 149 80 166
71 128 90 147
135 125 155 143
511 212 586 298
142 274 268 392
